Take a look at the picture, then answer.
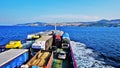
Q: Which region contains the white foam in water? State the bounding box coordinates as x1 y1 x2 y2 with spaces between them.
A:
70 41 114 68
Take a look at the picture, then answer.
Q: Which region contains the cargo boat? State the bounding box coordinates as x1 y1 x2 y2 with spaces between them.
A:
0 30 78 68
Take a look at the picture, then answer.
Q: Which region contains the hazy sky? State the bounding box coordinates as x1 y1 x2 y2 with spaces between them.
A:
0 0 120 25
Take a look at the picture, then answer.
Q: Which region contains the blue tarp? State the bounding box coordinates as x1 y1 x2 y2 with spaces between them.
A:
62 33 70 39
1 52 28 68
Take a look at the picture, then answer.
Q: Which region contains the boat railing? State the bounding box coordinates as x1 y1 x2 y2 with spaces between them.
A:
70 44 78 68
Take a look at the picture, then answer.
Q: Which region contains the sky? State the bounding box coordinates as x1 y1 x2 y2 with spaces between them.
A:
0 0 120 25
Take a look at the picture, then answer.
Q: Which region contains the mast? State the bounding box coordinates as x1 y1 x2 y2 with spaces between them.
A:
55 22 57 30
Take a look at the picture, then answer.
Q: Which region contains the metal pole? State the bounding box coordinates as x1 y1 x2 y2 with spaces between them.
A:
55 22 57 30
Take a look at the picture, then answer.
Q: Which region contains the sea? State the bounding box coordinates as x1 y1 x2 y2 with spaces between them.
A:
0 26 120 68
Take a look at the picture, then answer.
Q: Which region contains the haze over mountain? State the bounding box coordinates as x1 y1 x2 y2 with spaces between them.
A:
16 19 120 27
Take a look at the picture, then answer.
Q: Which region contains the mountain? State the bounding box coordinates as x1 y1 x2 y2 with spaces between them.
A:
87 19 120 27
16 22 45 26
97 19 120 24
109 19 120 23
97 19 110 23
16 19 120 27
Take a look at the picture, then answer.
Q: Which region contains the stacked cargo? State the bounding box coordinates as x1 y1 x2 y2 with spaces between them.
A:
0 30 78 68
24 50 53 68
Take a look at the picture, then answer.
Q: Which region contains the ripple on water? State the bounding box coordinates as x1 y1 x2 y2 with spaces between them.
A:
71 41 115 68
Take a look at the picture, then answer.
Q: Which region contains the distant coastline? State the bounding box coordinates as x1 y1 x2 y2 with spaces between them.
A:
16 19 120 27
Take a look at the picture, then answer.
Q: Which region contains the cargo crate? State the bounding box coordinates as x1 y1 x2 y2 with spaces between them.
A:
26 50 53 68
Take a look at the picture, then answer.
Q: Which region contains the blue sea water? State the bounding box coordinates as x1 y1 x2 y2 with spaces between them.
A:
0 26 54 45
0 26 120 67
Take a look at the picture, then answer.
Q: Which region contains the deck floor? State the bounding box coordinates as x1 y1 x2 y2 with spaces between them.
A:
52 49 73 68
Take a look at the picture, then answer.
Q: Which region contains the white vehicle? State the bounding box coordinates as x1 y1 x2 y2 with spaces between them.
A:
62 38 70 48
58 51 66 59
62 43 69 48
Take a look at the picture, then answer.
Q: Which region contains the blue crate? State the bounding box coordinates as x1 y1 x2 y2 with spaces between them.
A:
31 66 40 68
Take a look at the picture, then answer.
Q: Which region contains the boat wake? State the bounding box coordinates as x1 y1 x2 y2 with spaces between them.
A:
71 41 114 68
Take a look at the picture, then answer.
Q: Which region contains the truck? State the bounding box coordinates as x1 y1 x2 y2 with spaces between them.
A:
0 49 28 68
55 35 62 48
62 33 70 48
31 36 53 55
31 36 53 50
21 50 53 68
